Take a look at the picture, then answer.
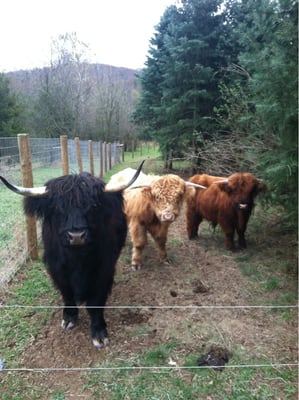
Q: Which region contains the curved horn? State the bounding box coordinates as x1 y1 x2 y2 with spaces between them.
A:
257 178 267 186
257 179 267 191
213 179 229 184
185 181 207 189
104 160 146 192
127 183 151 190
0 176 47 196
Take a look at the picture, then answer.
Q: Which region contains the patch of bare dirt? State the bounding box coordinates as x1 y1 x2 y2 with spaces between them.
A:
15 202 297 398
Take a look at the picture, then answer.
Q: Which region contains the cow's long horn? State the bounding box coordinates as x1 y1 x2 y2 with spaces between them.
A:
257 178 266 186
104 160 145 192
213 179 229 184
0 176 47 196
257 179 267 191
185 182 207 189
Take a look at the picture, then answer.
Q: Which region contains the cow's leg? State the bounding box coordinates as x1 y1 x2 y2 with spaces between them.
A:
220 223 236 251
237 212 249 249
224 232 236 251
59 281 78 330
149 223 169 262
86 304 109 349
86 275 113 349
237 231 247 249
186 210 202 240
61 297 79 330
50 274 78 330
129 220 147 270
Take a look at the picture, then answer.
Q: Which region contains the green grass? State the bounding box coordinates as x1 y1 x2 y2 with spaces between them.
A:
0 261 56 367
0 147 160 275
0 188 23 248
232 204 298 310
0 149 298 399
0 260 57 400
82 351 298 400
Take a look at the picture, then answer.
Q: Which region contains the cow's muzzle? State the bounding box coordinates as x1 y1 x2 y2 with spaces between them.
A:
67 230 88 246
237 202 250 210
161 212 176 222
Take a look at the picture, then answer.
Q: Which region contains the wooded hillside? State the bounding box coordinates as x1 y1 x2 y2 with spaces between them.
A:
4 62 139 144
0 1 297 230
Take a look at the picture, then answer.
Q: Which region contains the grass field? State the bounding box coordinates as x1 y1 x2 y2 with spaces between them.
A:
0 150 297 399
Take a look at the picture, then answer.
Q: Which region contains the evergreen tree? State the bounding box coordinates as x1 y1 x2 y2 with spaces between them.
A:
0 73 23 137
133 0 236 164
223 0 298 228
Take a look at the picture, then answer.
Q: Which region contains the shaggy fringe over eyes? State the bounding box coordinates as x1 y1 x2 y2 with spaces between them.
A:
45 174 106 208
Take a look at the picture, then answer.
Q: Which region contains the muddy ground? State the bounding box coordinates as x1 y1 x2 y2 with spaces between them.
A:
1 168 298 398
16 199 298 398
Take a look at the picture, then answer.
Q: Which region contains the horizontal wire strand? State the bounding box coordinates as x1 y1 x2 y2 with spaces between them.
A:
1 363 298 373
0 304 298 309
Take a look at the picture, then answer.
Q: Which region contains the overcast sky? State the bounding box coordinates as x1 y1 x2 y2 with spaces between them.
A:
0 0 177 72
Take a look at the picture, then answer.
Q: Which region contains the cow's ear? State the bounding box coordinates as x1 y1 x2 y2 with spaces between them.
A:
217 181 232 193
256 179 267 193
23 196 48 219
141 186 152 199
185 185 196 199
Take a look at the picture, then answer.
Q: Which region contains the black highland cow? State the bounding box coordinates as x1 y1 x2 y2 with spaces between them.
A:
0 161 144 349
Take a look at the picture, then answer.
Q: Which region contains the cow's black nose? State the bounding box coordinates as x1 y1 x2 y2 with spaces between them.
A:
67 230 87 246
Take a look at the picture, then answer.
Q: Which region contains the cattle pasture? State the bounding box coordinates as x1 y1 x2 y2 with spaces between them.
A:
0 159 298 399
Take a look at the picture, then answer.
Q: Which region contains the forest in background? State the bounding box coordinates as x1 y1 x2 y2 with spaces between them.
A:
133 0 297 230
1 32 139 147
0 0 297 230
6 63 138 145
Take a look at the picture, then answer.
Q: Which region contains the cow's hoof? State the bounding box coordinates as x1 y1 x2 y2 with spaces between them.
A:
132 263 141 271
92 337 110 349
189 235 199 241
61 319 76 330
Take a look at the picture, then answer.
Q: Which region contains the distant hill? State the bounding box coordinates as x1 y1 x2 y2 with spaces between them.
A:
4 63 142 141
5 63 140 98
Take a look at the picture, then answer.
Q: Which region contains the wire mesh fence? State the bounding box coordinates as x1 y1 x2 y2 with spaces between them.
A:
0 136 122 285
0 137 297 392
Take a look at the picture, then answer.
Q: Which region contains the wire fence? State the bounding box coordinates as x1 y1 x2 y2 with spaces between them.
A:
1 363 298 373
0 136 122 181
1 304 298 310
0 137 297 385
0 304 298 373
0 136 122 285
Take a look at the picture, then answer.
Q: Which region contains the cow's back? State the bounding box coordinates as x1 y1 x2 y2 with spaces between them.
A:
106 168 158 191
187 174 231 224
189 174 225 187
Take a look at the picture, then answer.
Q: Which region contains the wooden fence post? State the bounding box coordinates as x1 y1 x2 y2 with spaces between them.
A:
17 133 38 261
103 142 107 175
121 143 125 162
60 135 69 175
99 141 103 178
108 143 112 170
75 137 83 173
88 140 94 176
